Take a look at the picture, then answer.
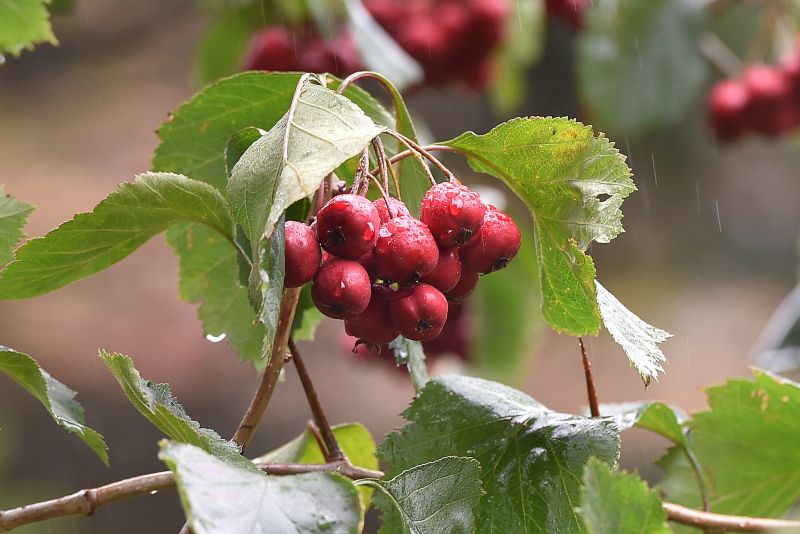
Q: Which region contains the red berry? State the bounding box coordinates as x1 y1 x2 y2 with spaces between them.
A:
708 79 749 142
395 15 448 65
311 259 372 319
468 0 509 49
373 216 439 282
742 65 795 136
459 205 521 274
345 284 399 345
373 197 411 224
390 283 449 341
545 0 587 30
284 221 321 288
446 268 479 302
243 27 297 71
420 182 486 248
422 302 468 360
297 34 361 77
421 247 461 293
316 194 381 259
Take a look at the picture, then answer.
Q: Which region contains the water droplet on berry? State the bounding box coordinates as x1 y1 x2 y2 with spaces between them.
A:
329 199 349 211
449 198 463 216
363 222 375 240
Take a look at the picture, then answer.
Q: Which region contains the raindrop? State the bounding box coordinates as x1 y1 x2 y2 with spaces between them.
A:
206 333 227 343
149 490 158 495
714 200 722 232
363 222 375 240
448 198 463 216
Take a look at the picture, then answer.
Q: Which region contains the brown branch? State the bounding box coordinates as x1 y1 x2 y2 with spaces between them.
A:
579 338 600 417
232 286 302 450
0 461 383 532
289 339 345 461
663 502 800 532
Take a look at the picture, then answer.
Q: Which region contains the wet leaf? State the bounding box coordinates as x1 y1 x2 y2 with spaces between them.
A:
0 186 33 265
0 0 57 57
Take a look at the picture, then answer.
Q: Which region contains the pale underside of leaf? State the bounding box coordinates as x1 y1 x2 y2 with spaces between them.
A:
595 281 671 385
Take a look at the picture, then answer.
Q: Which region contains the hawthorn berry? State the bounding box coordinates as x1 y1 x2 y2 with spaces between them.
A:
421 247 461 293
545 0 587 30
243 27 296 71
420 182 486 248
316 194 381 259
283 221 321 288
708 79 749 142
372 216 439 282
742 65 795 136
311 259 372 319
445 268 479 301
373 197 411 224
422 302 468 360
390 283 449 341
344 284 399 345
459 205 521 274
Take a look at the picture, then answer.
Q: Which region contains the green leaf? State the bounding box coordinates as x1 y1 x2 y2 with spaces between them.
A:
0 0 57 57
291 284 324 341
227 80 384 243
0 172 237 300
225 127 266 178
194 10 254 84
660 369 800 519
600 402 687 449
257 216 285 361
471 213 540 383
160 441 363 534
580 458 671 534
0 347 107 464
368 456 482 534
596 281 671 385
388 336 429 392
443 118 635 336
100 352 246 467
0 186 34 265
577 0 708 134
167 222 263 360
379 375 620 533
256 422 379 507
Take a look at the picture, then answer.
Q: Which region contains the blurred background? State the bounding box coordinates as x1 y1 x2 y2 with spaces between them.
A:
1 0 800 531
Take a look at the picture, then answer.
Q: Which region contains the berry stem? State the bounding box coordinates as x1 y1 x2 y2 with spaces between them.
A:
579 338 600 418
288 338 346 462
371 137 391 194
385 130 457 182
306 420 330 461
699 33 743 78
382 130 438 186
351 145 371 195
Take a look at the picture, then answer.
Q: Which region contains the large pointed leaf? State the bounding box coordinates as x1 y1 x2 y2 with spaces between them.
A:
0 347 107 463
160 441 362 534
580 458 671 534
596 281 671 385
0 186 34 265
443 118 634 336
227 80 384 242
0 172 237 300
367 456 482 534
379 375 620 533
100 352 245 466
0 0 57 57
600 402 687 448
578 0 708 134
660 369 800 519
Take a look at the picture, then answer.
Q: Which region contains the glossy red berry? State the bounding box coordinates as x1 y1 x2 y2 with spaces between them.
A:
545 0 587 30
469 0 509 49
390 283 449 341
459 205 521 274
373 216 439 282
311 259 372 319
345 284 399 345
421 248 461 293
422 302 468 360
420 182 486 248
243 27 297 71
445 268 479 301
316 194 381 259
373 197 411 223
742 65 795 136
284 221 321 288
708 79 749 142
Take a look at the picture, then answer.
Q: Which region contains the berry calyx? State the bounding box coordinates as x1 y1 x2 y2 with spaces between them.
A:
316 194 381 259
420 182 486 248
459 205 521 274
445 267 479 302
421 247 461 293
708 79 749 142
283 221 321 288
344 284 399 345
390 283 449 341
372 216 439 282
373 197 411 223
311 259 372 319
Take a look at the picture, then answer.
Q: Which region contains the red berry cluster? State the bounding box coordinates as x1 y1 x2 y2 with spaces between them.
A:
243 26 362 78
365 0 509 89
709 50 800 142
284 182 521 353
545 0 587 30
